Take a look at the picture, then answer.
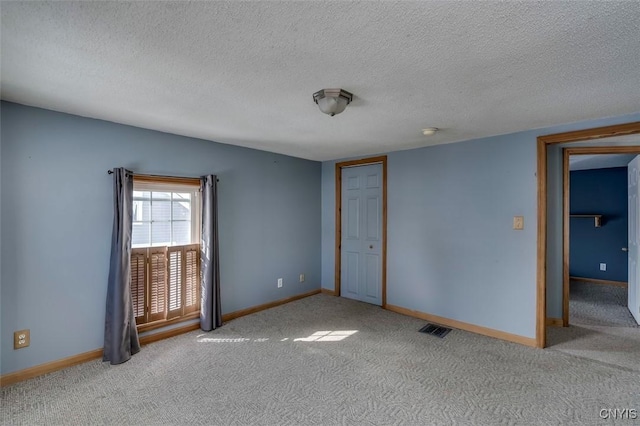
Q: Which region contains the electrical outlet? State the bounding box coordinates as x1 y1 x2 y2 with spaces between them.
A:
14 329 30 349
299 274 305 283
513 216 524 230
600 263 607 271
277 278 283 288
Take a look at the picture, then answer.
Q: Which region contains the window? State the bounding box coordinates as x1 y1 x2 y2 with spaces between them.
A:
130 177 201 329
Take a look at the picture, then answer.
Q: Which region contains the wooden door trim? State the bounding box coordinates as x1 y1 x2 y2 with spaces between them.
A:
538 122 640 145
537 122 640 348
335 155 388 307
562 145 640 327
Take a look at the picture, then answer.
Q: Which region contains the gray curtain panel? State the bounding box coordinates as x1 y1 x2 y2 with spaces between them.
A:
103 168 141 364
200 175 222 331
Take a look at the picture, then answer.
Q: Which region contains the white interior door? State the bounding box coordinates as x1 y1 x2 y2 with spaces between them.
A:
628 155 640 324
341 163 383 306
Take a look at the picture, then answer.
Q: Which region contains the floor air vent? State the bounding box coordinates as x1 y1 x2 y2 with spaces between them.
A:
419 324 451 338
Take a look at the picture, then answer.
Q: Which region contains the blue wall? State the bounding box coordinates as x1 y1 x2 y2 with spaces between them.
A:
0 102 321 374
569 167 628 282
321 113 640 339
323 136 538 338
2 100 639 374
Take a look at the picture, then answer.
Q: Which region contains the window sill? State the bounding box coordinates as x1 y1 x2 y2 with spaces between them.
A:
136 312 200 333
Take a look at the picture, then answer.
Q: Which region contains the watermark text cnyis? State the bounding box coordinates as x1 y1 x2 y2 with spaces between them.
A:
599 408 637 420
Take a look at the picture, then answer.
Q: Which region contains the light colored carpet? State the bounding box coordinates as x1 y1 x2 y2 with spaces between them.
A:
569 281 638 327
547 281 640 372
2 294 639 425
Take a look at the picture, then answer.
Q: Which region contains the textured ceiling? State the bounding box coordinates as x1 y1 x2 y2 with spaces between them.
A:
2 1 640 161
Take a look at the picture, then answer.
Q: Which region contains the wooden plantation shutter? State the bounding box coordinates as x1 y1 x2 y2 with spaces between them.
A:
130 248 147 323
165 244 200 319
149 247 168 322
183 244 200 315
167 246 183 319
130 244 201 327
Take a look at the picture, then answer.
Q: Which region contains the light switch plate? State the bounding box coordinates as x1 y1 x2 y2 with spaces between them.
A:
513 216 524 230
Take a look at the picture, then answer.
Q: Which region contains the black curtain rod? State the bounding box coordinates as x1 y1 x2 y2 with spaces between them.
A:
107 170 219 182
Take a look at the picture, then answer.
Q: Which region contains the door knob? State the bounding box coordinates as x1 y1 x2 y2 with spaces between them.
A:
622 247 628 252
369 245 373 249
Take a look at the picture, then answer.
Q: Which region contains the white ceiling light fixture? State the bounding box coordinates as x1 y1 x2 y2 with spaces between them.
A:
422 127 439 136
313 89 353 117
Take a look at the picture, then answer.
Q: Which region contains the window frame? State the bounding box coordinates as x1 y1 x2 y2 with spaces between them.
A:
132 191 194 247
130 175 202 332
132 182 200 248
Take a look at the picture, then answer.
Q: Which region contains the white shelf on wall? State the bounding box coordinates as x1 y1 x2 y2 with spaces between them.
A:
570 214 602 227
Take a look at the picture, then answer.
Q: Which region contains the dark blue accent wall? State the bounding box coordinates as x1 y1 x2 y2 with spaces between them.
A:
569 167 628 282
